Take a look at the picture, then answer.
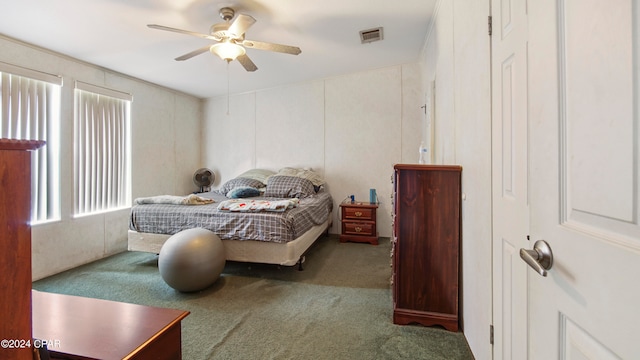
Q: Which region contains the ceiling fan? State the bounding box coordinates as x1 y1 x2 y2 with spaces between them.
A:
148 7 301 72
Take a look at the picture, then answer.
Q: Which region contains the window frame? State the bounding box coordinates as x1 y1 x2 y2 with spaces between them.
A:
73 81 132 217
0 61 62 224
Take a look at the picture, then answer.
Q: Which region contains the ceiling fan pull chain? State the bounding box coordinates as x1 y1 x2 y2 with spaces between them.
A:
226 60 230 115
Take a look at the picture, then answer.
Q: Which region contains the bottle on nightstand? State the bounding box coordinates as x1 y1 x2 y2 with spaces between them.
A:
418 142 428 164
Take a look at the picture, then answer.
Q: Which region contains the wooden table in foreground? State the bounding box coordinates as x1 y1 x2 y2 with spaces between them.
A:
32 290 190 360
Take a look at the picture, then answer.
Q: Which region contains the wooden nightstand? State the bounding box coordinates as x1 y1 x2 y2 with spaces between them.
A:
339 201 379 245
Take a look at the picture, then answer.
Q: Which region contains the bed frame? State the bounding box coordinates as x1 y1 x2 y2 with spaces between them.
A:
128 216 332 270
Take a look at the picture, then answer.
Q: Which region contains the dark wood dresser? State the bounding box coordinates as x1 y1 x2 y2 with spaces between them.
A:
392 164 462 331
0 139 45 359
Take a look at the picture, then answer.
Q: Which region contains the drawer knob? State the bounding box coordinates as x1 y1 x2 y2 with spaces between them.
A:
355 226 362 232
355 211 362 217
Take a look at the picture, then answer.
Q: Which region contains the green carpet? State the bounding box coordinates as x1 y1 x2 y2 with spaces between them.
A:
33 235 474 360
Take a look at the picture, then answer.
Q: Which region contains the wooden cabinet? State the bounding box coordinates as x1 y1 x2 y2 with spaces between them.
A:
392 164 462 331
339 201 378 245
0 139 45 359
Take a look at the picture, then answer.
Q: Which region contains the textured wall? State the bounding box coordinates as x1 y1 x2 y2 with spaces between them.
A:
203 64 423 237
0 36 202 280
421 1 492 358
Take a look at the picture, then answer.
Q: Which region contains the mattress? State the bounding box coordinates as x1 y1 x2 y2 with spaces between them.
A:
127 216 332 266
129 190 333 243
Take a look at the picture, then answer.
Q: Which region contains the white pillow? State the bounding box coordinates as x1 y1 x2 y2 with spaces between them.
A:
236 168 276 184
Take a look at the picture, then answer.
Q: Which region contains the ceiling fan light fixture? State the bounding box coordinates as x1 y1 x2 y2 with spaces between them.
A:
210 41 246 61
149 6 299 72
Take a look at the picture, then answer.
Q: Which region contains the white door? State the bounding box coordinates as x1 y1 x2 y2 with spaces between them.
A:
491 0 529 358
527 0 640 358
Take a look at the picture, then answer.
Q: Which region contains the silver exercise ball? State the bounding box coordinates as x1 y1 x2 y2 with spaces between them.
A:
158 228 225 292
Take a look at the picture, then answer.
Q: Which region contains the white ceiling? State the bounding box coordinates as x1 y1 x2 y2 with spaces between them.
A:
0 0 436 99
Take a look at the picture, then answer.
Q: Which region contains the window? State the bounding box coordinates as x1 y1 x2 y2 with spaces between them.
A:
0 62 61 223
74 81 131 216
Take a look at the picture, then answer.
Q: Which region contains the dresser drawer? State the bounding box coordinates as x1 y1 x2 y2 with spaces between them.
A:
342 221 375 237
343 207 375 221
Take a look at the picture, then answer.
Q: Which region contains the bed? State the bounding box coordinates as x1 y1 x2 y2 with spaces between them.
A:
128 169 333 269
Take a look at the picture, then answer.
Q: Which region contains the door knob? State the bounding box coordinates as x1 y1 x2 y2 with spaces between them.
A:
520 240 553 277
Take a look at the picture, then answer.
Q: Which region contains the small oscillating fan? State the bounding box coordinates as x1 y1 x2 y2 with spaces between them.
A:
193 168 215 193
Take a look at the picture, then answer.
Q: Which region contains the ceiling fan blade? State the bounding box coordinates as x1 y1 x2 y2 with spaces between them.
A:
147 24 218 41
228 14 256 38
237 54 258 72
175 45 211 61
241 40 301 55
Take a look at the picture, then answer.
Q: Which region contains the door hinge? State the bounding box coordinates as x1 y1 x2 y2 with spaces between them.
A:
488 16 493 36
490 324 494 345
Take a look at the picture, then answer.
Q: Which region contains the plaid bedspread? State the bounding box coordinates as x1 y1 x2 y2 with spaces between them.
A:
129 190 333 243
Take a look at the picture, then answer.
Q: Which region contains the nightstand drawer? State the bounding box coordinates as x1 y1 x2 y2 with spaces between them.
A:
343 221 375 237
343 207 375 221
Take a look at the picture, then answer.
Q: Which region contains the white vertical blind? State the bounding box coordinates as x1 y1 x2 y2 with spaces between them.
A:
0 71 61 223
74 82 131 215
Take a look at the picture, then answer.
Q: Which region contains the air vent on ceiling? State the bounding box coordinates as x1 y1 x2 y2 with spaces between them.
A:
360 27 384 44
